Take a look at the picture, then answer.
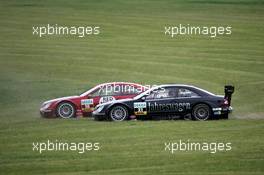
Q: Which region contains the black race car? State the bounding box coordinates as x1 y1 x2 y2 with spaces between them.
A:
92 84 234 121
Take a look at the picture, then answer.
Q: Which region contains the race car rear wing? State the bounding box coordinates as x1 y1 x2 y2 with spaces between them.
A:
224 85 235 106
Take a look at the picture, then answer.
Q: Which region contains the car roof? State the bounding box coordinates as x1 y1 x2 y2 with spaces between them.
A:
135 84 215 99
97 82 145 87
157 84 196 88
156 84 215 95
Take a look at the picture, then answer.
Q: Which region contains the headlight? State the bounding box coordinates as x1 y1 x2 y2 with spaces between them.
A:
41 102 51 110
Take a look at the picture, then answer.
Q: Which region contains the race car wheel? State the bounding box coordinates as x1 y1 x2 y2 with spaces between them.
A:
56 102 76 119
109 105 128 121
192 104 211 121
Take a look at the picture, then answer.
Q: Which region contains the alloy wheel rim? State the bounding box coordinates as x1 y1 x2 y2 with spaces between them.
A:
111 106 127 121
195 106 209 120
58 104 74 118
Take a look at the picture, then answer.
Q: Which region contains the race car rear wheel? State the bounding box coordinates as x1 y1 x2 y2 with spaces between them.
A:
192 104 211 121
109 105 128 121
56 102 76 119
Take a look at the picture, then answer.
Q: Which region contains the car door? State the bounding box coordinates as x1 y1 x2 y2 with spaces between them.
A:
81 87 102 112
145 87 178 118
170 87 200 115
81 84 116 112
91 84 142 106
94 84 120 105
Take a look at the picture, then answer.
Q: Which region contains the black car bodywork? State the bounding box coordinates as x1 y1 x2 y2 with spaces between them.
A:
92 84 234 121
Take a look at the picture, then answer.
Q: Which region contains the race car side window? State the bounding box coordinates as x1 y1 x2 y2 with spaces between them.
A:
112 84 142 95
89 87 103 97
177 88 199 98
112 86 123 96
90 85 139 96
89 85 113 97
120 85 140 95
98 85 119 96
105 84 142 96
146 87 177 100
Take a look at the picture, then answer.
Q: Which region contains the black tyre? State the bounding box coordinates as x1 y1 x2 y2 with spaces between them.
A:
56 102 76 119
192 104 211 121
109 105 128 121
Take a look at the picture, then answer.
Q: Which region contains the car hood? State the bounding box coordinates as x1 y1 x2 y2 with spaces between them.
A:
43 96 79 104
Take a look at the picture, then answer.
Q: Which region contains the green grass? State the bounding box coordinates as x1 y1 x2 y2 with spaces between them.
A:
0 0 264 174
1 119 264 174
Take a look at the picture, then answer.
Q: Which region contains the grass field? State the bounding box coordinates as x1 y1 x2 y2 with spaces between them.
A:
0 0 264 174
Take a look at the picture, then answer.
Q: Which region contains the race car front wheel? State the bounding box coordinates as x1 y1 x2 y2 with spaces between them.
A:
56 102 76 119
109 105 128 121
192 104 211 121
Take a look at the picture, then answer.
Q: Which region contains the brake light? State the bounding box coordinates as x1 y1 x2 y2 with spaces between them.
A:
219 99 229 106
223 99 229 105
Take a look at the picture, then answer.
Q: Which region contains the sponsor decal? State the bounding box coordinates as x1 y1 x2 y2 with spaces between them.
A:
81 99 94 112
134 102 147 115
99 96 115 104
148 102 191 112
81 99 93 105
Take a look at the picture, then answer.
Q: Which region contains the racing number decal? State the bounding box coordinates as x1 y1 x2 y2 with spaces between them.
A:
81 99 94 112
99 96 116 104
134 102 147 115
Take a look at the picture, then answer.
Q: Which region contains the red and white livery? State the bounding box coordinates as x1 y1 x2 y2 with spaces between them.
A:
40 82 147 118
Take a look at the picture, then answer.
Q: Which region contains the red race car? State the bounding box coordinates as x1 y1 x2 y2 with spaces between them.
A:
40 82 147 118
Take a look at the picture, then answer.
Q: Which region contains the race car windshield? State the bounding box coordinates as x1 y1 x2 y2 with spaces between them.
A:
134 86 159 100
79 86 99 97
79 89 89 96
